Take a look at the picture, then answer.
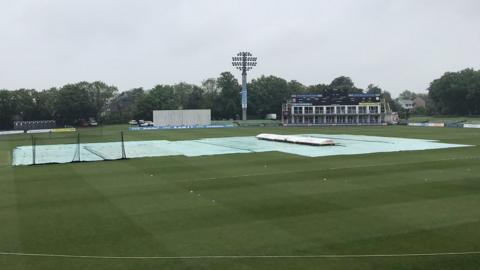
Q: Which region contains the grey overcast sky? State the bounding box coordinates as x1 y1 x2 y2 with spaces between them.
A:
1 0 479 96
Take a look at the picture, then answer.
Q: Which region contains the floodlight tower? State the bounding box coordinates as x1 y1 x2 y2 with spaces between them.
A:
232 51 257 121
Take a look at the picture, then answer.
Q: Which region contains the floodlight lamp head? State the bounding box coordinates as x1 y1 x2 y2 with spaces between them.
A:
232 51 257 74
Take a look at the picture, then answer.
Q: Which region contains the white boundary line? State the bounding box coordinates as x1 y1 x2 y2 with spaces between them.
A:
0 251 480 260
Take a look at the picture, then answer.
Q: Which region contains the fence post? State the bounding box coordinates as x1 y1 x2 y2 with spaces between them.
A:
121 131 126 159
31 135 36 165
77 132 81 162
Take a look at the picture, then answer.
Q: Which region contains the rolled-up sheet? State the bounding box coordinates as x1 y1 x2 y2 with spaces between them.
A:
256 133 335 146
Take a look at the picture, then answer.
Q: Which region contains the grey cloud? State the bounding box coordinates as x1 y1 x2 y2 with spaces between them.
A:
0 0 479 96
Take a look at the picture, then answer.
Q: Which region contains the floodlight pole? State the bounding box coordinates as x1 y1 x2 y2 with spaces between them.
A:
232 51 257 121
241 69 247 121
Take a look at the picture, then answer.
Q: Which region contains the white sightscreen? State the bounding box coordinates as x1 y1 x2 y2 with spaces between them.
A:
153 109 211 126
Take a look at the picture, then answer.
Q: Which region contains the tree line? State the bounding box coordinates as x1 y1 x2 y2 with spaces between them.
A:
1 68 479 129
106 73 399 124
392 68 480 116
428 68 480 115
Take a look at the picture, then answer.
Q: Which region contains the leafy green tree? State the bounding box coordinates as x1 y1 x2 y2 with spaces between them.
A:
330 76 354 88
366 84 382 94
305 84 329 94
216 72 240 119
106 88 145 123
0 88 60 129
201 78 220 116
10 89 37 121
414 106 427 115
329 76 363 94
398 90 417 100
428 68 480 115
173 82 195 109
52 81 118 122
33 88 59 120
82 81 118 120
287 80 306 94
414 93 434 115
55 84 95 125
249 75 291 118
186 86 206 109
0 90 16 129
202 78 219 94
134 85 176 120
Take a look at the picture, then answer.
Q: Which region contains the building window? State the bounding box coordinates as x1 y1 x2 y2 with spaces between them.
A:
336 106 346 114
337 115 346 123
358 115 367 123
326 106 335 114
326 116 335 123
347 116 356 124
304 106 313 114
293 106 302 114
358 106 367 114
317 116 325 124
369 106 379 114
305 116 313 124
347 106 356 114
315 106 324 114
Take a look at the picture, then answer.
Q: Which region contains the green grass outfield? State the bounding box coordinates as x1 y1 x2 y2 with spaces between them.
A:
1 125 480 270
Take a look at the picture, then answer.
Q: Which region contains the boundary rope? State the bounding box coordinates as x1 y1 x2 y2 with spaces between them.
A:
0 251 479 260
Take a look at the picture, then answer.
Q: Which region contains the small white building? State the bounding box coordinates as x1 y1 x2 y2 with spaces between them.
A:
153 109 211 126
398 99 415 110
